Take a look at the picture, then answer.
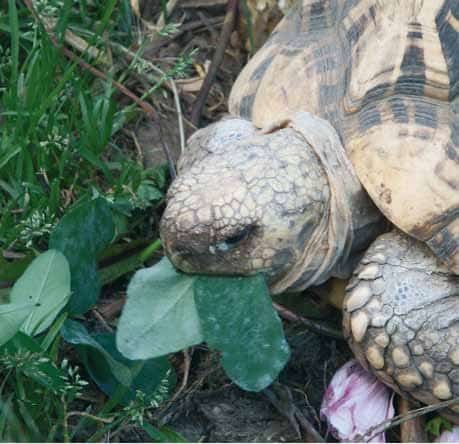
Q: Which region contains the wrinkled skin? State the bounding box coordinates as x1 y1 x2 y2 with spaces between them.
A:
343 231 459 422
160 115 382 293
160 117 330 289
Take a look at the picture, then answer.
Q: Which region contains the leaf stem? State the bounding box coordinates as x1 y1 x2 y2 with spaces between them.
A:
273 302 343 340
99 239 162 285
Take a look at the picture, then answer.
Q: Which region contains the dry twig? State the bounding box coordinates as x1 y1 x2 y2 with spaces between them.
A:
91 308 114 333
362 396 459 442
263 385 325 442
398 397 427 442
157 0 181 28
273 302 344 340
170 349 192 402
66 411 114 424
191 0 238 126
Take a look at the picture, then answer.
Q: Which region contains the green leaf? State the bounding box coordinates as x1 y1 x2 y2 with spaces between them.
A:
0 302 34 347
1 332 67 392
8 0 19 84
425 416 452 437
10 250 70 336
0 254 33 282
116 258 203 360
142 423 187 443
61 320 132 387
65 327 175 405
194 275 290 392
49 198 115 314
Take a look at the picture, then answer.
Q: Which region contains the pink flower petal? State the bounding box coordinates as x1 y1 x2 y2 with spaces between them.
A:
435 426 459 443
320 360 395 442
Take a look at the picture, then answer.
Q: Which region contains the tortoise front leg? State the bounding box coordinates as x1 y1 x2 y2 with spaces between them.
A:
343 231 459 423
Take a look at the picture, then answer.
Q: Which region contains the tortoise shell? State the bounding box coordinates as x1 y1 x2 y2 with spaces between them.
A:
229 0 459 274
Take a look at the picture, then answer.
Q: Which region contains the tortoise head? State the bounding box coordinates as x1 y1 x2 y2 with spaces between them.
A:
160 116 332 291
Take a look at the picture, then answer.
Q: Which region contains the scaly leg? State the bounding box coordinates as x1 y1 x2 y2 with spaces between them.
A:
343 231 459 423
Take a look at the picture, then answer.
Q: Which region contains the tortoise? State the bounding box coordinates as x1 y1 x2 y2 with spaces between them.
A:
160 0 459 421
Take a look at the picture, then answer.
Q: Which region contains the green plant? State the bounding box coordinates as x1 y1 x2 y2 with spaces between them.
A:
0 1 197 438
0 332 87 441
116 258 291 392
0 0 192 254
0 201 179 441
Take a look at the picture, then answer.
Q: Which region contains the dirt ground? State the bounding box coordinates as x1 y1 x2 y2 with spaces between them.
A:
153 326 349 442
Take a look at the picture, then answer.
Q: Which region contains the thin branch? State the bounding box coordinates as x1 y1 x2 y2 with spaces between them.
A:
156 0 180 28
66 411 114 424
398 396 427 443
361 396 459 442
273 302 344 340
61 47 156 116
40 15 109 63
91 308 114 333
147 63 186 155
110 42 186 157
263 385 325 443
190 0 238 126
157 121 177 179
170 349 192 402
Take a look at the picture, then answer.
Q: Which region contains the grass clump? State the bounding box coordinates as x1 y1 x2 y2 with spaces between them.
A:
0 0 189 253
0 0 196 440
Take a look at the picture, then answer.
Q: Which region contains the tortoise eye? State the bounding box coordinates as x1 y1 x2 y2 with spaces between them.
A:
215 226 254 252
225 226 253 245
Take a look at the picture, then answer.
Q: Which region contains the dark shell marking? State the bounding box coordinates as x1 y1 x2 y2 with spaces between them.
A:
229 0 459 273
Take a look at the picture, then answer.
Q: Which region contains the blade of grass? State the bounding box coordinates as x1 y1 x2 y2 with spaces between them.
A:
8 0 19 84
41 312 68 352
94 0 118 38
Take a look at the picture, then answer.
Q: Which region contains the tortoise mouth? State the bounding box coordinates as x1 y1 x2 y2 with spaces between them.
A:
167 251 262 277
160 218 266 277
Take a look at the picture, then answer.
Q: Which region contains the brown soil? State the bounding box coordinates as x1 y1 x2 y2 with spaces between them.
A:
154 326 349 442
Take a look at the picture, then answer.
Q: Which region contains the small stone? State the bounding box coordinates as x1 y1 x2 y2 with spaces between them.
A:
345 284 372 311
433 379 452 400
366 346 385 369
358 264 381 280
351 311 370 343
392 347 410 368
418 361 434 378
395 369 423 388
449 347 459 365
